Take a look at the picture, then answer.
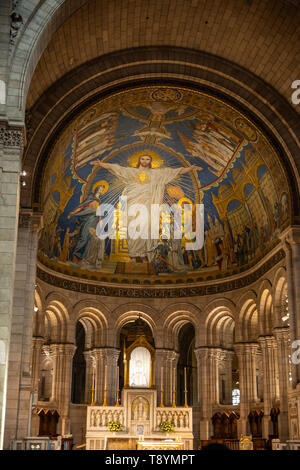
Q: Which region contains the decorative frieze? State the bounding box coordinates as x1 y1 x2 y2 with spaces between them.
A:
0 125 23 148
36 249 285 298
10 1 23 47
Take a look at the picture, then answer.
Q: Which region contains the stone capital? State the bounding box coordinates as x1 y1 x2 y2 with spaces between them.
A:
63 343 76 357
19 208 43 231
155 348 170 360
0 122 24 148
258 335 276 349
280 226 300 248
273 326 290 342
234 341 259 356
32 336 44 349
166 350 179 362
101 347 120 362
194 347 210 362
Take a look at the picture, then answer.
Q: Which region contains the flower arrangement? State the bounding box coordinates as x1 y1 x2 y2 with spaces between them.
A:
108 420 123 432
159 420 175 433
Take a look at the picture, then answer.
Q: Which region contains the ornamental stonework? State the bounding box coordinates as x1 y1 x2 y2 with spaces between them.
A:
36 249 285 298
0 125 23 148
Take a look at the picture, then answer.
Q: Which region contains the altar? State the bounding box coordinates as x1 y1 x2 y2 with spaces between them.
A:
86 388 193 450
85 322 193 450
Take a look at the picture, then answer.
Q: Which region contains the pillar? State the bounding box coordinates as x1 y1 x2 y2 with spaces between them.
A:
0 123 23 449
222 350 235 405
49 343 75 435
281 228 300 386
31 337 44 394
102 348 120 406
234 342 259 436
92 348 105 405
60 344 76 435
3 209 42 448
163 350 179 406
49 344 60 405
258 336 278 439
83 350 94 404
195 347 222 440
274 326 290 441
155 349 169 406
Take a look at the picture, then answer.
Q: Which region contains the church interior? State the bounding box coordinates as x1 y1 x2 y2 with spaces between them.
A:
0 0 300 451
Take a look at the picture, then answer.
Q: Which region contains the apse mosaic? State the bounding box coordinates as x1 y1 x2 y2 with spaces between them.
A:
39 86 291 282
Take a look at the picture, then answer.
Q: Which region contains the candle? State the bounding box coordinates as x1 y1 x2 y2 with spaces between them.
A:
104 364 107 389
92 367 95 389
173 367 176 391
161 366 163 390
117 366 119 390
184 367 187 390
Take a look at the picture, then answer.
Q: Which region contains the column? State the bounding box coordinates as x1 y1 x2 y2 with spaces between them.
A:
164 350 179 406
31 336 44 394
155 349 169 406
92 348 105 405
60 344 76 436
3 209 42 448
281 228 300 386
83 350 94 404
258 336 278 439
234 342 259 436
195 347 221 440
102 348 120 406
49 344 60 404
30 336 44 437
0 123 23 449
222 350 235 405
274 326 290 441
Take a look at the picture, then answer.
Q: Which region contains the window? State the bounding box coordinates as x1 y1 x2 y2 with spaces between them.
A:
232 388 240 405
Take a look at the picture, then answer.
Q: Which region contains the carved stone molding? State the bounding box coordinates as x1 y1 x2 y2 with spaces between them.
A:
19 209 43 231
36 249 285 298
10 1 23 48
0 123 23 148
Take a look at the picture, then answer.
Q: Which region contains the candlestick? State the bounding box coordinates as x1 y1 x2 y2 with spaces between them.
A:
172 389 176 408
160 389 164 407
102 389 107 406
104 364 107 389
184 389 188 408
115 389 120 406
90 387 95 406
91 366 95 406
173 367 176 392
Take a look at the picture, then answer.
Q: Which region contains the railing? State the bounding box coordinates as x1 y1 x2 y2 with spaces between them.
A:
88 406 125 430
155 407 193 431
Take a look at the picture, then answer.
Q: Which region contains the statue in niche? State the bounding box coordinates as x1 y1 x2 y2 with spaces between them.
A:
131 397 149 421
129 347 151 387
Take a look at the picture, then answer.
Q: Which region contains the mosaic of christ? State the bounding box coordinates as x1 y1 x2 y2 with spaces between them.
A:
39 87 291 281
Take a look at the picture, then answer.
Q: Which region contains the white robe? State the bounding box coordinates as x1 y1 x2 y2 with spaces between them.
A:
108 163 182 260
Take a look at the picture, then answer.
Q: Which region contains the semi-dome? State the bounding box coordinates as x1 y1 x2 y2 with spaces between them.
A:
38 86 291 285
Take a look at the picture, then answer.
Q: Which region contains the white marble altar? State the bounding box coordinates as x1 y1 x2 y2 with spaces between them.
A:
86 388 193 450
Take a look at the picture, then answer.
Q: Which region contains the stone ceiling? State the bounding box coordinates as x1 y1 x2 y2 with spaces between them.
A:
26 0 300 111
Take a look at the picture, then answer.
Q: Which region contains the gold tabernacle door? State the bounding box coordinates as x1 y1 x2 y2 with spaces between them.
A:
137 439 184 450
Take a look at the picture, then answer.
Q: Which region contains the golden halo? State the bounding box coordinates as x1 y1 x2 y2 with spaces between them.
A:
92 180 109 194
128 149 163 168
167 185 185 199
178 197 193 208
